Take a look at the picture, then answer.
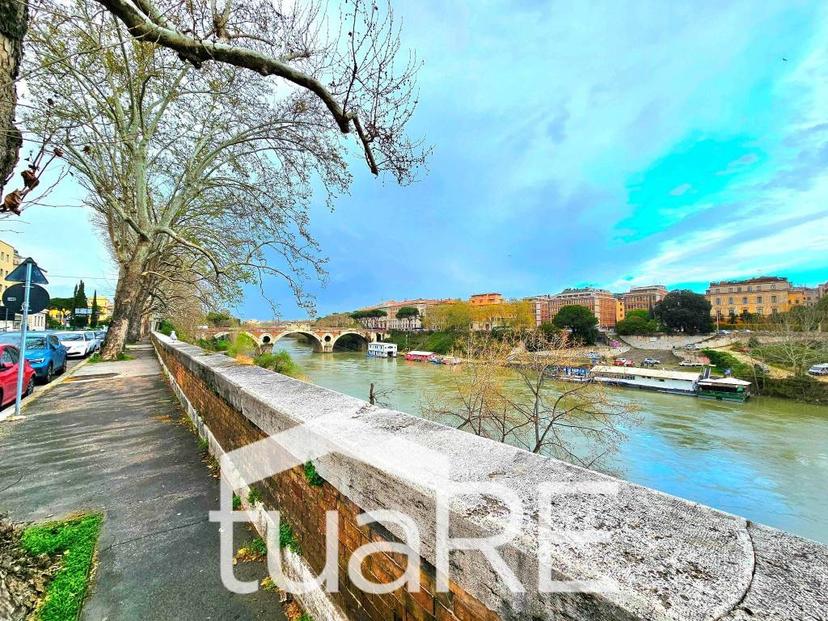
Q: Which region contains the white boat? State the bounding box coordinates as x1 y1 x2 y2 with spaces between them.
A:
590 365 701 395
367 342 397 358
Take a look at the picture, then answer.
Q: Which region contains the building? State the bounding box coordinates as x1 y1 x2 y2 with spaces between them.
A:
469 292 504 306
0 239 19 298
706 276 794 318
790 286 820 308
532 288 620 329
359 298 455 331
622 285 667 313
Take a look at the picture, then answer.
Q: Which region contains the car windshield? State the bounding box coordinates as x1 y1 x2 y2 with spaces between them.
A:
59 334 84 341
0 334 47 348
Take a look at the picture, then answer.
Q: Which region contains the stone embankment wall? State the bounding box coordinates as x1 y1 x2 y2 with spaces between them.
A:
152 333 828 621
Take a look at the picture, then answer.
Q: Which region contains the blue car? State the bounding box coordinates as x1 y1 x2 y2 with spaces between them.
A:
0 331 68 383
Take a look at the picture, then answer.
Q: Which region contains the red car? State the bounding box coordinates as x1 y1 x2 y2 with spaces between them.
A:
0 344 35 408
613 358 635 367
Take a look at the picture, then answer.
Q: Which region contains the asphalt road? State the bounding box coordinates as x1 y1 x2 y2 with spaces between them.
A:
29 356 84 398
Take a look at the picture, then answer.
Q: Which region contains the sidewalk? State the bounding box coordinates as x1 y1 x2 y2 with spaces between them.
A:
0 344 286 620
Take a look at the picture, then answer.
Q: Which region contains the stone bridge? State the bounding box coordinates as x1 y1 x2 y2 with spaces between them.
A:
195 324 387 353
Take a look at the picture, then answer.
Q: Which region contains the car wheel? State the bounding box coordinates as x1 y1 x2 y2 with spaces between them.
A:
25 379 34 397
45 363 54 384
59 360 67 374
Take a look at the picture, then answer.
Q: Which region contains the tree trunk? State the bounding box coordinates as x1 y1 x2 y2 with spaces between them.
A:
126 301 144 343
100 255 146 359
0 0 28 195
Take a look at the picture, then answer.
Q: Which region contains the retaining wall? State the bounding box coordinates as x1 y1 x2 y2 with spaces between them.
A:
152 333 828 620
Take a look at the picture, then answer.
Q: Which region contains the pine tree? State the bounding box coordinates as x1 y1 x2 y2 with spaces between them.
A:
90 290 99 328
72 280 89 328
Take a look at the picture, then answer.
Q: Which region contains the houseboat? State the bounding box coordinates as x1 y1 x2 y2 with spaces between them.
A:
696 377 752 402
368 342 398 358
404 350 434 362
590 365 701 395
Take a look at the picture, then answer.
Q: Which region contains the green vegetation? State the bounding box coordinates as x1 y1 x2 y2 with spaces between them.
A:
196 336 230 352
21 513 103 621
382 330 465 354
653 290 713 335
226 332 258 357
701 349 756 381
253 350 303 378
88 351 133 363
615 309 660 336
205 311 240 327
303 461 324 487
247 537 268 557
299 614 315 621
279 520 301 554
395 306 419 320
157 319 175 336
761 376 828 404
553 305 598 345
232 493 242 510
247 487 263 505
197 436 209 454
350 308 387 320
752 342 827 376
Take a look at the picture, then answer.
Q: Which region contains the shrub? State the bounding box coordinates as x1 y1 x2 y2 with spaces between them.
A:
253 350 302 378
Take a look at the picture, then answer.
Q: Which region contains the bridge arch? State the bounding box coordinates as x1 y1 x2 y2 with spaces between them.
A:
331 331 371 352
271 330 325 353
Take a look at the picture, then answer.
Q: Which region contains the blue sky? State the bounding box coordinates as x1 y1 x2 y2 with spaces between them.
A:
6 0 828 318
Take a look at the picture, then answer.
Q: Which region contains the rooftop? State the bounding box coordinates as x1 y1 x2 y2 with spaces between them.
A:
591 365 703 381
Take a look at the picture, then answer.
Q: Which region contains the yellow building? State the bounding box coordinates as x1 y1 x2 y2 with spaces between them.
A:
0 239 20 298
706 277 793 318
469 292 504 306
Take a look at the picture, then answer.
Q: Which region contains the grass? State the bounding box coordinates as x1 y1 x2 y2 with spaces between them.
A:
21 513 103 621
303 461 324 487
87 351 133 363
232 493 242 510
299 615 315 621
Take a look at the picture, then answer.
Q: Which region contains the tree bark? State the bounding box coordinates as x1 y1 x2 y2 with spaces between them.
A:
126 301 144 343
0 0 27 195
101 250 148 359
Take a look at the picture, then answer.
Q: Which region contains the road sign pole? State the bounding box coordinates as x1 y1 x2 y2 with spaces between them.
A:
14 262 32 416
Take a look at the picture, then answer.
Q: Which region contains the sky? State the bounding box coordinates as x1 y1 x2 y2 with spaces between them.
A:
5 0 828 318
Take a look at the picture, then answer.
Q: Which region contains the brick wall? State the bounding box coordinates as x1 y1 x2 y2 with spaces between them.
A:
157 342 499 621
153 334 828 621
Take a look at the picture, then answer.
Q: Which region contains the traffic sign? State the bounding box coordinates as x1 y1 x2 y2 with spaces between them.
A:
6 257 48 285
2 283 50 315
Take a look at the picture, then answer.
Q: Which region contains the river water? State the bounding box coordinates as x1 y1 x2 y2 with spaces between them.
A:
275 338 828 544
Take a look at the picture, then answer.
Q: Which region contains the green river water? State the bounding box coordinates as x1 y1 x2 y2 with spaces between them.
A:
275 338 828 544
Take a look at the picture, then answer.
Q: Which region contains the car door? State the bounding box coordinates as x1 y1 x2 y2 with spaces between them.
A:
49 335 66 368
0 348 17 405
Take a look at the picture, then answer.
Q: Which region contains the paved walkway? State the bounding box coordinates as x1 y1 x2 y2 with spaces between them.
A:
0 344 286 620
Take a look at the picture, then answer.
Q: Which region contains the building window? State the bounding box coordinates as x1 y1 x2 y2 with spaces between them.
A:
756 296 762 303
715 297 721 305
728 296 734 304
748 286 752 292
771 295 777 303
757 307 763 315
742 297 748 304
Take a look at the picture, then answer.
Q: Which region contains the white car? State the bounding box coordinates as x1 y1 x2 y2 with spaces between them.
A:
808 363 828 376
57 331 97 358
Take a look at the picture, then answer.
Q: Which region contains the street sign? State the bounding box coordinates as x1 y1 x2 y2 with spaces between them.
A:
2 283 50 315
6 257 48 285
74 308 92 315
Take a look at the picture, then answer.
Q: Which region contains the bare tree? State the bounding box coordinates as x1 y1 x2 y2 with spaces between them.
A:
423 333 638 471
25 0 358 357
92 0 425 183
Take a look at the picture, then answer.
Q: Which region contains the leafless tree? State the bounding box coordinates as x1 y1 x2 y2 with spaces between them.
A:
92 0 426 183
423 333 639 471
24 0 362 357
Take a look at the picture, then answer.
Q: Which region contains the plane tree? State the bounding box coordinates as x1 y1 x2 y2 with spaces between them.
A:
24 0 362 357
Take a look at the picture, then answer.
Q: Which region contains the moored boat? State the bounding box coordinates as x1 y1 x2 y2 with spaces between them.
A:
696 377 752 402
590 365 701 395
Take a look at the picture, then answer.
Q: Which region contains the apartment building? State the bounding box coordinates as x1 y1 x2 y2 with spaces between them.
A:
469 292 504 306
0 239 47 330
361 298 455 330
706 276 795 318
532 288 620 329
622 285 667 313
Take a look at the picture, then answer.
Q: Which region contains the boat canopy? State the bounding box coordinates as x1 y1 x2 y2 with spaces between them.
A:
698 377 752 387
591 365 702 382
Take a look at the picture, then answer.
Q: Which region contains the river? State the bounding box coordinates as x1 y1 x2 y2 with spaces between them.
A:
275 337 828 544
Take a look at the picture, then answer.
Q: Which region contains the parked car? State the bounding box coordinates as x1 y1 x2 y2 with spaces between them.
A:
0 332 67 383
642 357 661 366
679 360 703 367
0 344 35 407
613 358 635 367
57 331 98 358
808 363 828 376
85 330 101 352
